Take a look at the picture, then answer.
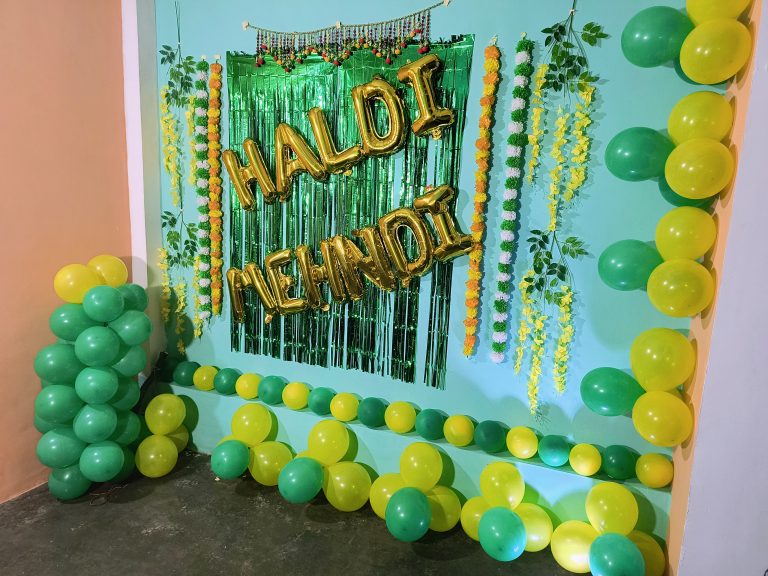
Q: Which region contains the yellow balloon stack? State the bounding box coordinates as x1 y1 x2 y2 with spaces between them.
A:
137 394 189 478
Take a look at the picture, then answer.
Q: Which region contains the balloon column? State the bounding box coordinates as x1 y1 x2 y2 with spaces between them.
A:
36 255 152 500
135 393 188 478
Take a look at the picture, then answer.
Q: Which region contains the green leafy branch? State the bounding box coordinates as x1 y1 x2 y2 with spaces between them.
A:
160 44 196 108
161 210 198 268
524 230 588 305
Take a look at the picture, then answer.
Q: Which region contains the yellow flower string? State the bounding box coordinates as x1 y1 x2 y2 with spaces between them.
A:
553 285 574 394
192 257 203 339
160 88 182 208
564 84 595 203
527 310 548 415
208 61 224 316
527 64 548 184
174 281 187 355
158 248 171 323
514 272 534 374
547 107 570 232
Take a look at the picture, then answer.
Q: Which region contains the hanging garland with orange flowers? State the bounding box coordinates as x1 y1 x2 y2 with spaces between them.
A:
208 60 224 316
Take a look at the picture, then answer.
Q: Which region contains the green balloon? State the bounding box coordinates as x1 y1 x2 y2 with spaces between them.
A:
75 367 119 404
172 361 200 386
73 404 118 443
214 368 241 395
659 176 715 208
621 7 693 68
415 408 446 441
385 487 432 542
49 304 99 341
35 385 84 424
589 533 646 576
37 428 87 468
111 448 136 482
478 507 527 561
278 457 324 503
116 283 148 311
474 421 508 453
211 440 250 479
111 345 147 377
48 464 91 501
109 411 142 445
538 435 571 467
598 240 663 291
307 387 336 415
109 378 141 411
258 375 288 405
82 286 125 323
580 368 645 416
34 343 84 384
75 327 122 367
603 445 640 481
108 310 152 347
605 128 674 181
357 397 388 428
79 441 125 482
34 414 59 434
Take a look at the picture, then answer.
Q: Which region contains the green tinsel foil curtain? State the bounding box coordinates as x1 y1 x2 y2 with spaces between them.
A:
227 35 473 388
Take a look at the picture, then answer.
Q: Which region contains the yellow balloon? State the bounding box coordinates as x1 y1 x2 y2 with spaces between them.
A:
87 255 128 287
369 473 405 519
54 263 103 303
384 401 416 434
479 461 525 509
193 365 218 391
426 485 461 532
633 392 693 447
249 441 292 486
569 444 602 477
400 442 443 492
443 414 474 447
231 403 272 446
656 207 717 261
145 393 186 435
647 259 715 318
322 461 372 512
668 91 733 144
167 425 189 452
307 419 349 465
666 138 734 200
687 0 752 25
460 496 490 541
506 426 538 459
636 453 674 489
235 373 261 400
330 392 359 422
515 503 554 552
135 434 178 478
550 520 598 573
282 382 310 410
630 328 696 392
680 19 752 85
628 530 667 576
586 482 639 535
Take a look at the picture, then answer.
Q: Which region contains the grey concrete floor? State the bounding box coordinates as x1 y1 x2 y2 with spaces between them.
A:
0 452 573 576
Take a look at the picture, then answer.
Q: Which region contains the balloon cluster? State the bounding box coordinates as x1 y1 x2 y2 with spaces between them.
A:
135 394 188 478
35 255 152 500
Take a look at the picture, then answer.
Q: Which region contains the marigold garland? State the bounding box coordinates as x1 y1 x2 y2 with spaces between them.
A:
208 60 224 316
527 64 548 184
463 40 501 357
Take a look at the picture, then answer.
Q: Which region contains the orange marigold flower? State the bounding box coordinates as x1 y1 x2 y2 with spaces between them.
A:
483 72 499 85
475 137 491 151
484 45 500 59
479 95 496 107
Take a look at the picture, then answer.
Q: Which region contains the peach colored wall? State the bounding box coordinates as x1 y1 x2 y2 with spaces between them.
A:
0 0 130 503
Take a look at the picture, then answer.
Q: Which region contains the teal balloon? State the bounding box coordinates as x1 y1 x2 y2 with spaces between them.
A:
35 414 59 434
308 387 336 415
34 385 84 424
82 286 125 323
36 428 86 468
659 176 715 208
211 440 250 479
415 408 446 441
385 487 432 542
580 368 644 416
357 397 388 428
73 404 118 443
34 343 84 384
478 507 527 561
108 310 152 346
49 304 99 341
109 378 141 411
173 361 200 386
603 445 640 481
79 441 125 482
75 367 119 404
214 368 241 395
112 448 137 482
598 240 663 291
116 283 148 311
605 128 674 181
109 411 142 445
75 326 121 367
278 457 324 503
475 421 508 453
111 345 147 377
538 435 571 467
258 375 288 405
48 464 91 501
589 533 646 576
621 7 693 68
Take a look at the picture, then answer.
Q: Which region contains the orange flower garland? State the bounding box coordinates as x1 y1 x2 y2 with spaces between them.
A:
463 41 501 357
208 59 224 316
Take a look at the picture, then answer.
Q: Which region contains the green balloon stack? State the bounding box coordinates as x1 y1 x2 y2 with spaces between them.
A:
35 275 152 500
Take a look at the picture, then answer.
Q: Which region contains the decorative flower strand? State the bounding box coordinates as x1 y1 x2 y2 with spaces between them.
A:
547 107 570 232
489 35 535 364
514 271 535 373
208 59 224 316
160 88 183 208
527 310 548 415
174 281 187 355
553 285 574 394
158 248 172 324
463 39 501 357
526 64 548 184
192 58 211 338
564 83 595 203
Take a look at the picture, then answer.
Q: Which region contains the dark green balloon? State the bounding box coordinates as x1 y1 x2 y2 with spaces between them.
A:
111 447 137 482
82 286 125 323
538 435 571 467
478 507 527 561
111 345 147 377
34 414 59 434
659 176 715 208
211 439 250 479
116 283 148 311
35 385 84 424
73 404 118 443
109 410 142 445
109 378 141 411
415 409 446 441
308 387 336 415
385 487 432 542
278 457 324 503
580 368 645 416
475 421 508 453
214 368 242 395
357 397 388 428
49 304 99 341
79 441 125 482
258 375 288 405
605 128 674 181
621 7 693 68
603 445 640 481
48 464 91 501
589 533 645 576
34 343 84 384
173 361 200 386
37 428 86 468
75 367 119 404
75 327 122 367
108 310 152 346
598 240 663 291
